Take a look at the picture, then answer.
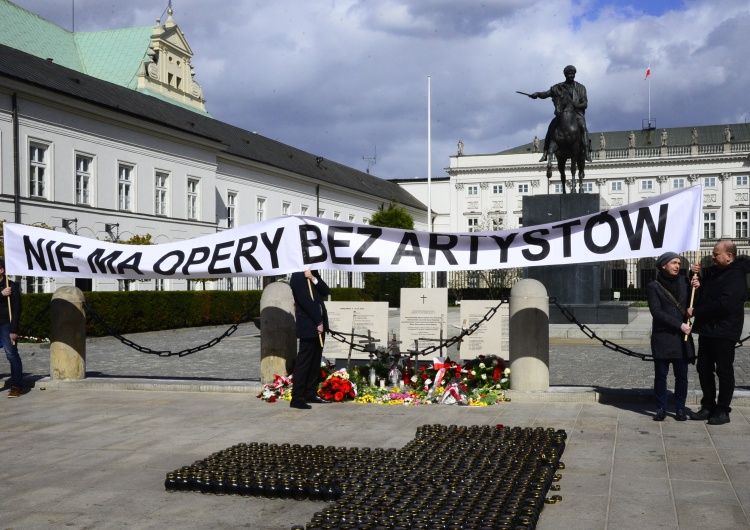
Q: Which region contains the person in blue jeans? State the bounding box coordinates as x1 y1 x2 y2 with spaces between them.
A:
646 252 696 421
0 258 23 398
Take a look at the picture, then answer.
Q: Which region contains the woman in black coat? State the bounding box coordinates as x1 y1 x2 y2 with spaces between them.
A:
646 252 696 421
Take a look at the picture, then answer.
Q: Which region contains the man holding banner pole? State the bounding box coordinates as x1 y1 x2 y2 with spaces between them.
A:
0 259 23 398
289 269 330 409
687 241 750 425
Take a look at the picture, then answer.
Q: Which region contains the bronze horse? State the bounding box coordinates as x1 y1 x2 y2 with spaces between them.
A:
543 86 586 193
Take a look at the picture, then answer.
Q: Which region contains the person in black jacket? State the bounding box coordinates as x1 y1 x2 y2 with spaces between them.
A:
646 252 695 421
0 259 23 398
289 269 330 409
687 240 750 425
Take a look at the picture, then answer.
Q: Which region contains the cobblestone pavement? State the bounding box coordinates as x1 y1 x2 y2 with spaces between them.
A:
6 308 750 392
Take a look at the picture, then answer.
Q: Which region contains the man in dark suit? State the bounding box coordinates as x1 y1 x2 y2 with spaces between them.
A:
688 240 750 425
289 269 330 409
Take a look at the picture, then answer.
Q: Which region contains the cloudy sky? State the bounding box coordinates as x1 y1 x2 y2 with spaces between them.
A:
11 0 750 180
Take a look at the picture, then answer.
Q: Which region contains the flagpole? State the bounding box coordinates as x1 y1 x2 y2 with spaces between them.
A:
427 75 432 289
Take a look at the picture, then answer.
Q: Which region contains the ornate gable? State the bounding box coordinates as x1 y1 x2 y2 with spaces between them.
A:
137 8 206 112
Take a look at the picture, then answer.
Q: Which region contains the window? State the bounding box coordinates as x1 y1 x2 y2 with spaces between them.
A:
673 178 686 189
301 205 308 216
187 178 199 220
736 176 748 187
492 184 504 194
227 192 236 228
29 143 47 198
553 184 563 194
118 279 131 291
155 172 168 215
154 279 165 291
641 180 653 191
25 276 45 294
491 217 503 231
282 202 290 216
517 183 529 194
468 218 479 232
467 185 478 196
581 182 593 193
119 164 133 211
75 155 92 205
256 198 265 222
703 176 716 187
611 181 622 192
735 211 748 238
703 212 716 239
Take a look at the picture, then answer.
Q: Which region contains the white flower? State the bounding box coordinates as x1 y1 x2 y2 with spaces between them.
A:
411 375 418 383
479 363 486 369
500 378 508 384
504 368 511 376
471 370 476 376
481 374 487 380
492 360 498 367
425 378 432 386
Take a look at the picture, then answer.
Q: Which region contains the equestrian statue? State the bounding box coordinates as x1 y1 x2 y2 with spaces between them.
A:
521 65 591 194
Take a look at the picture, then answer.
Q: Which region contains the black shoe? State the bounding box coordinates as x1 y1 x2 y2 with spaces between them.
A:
689 407 712 421
306 396 330 404
707 412 730 425
653 408 667 421
290 401 312 410
675 409 688 421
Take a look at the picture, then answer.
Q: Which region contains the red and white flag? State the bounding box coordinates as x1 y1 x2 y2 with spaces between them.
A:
644 65 651 80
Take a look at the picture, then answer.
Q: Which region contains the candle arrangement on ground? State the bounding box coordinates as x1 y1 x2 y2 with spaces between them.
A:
165 423 566 529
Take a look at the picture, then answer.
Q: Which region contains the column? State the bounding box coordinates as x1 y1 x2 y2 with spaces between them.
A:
720 173 732 238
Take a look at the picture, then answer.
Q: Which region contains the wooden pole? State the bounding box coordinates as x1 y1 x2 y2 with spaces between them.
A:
308 277 324 347
685 263 698 342
5 274 14 345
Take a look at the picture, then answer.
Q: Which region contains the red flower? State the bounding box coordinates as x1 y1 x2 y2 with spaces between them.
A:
269 396 277 403
334 391 344 402
493 367 501 381
348 390 356 398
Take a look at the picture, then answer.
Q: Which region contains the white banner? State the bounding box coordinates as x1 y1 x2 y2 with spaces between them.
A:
4 187 702 279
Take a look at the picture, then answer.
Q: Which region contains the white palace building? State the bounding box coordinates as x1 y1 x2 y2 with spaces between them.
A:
395 124 750 290
0 1 426 293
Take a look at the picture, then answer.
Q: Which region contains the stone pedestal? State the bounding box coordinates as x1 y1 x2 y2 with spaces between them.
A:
260 280 296 384
509 279 549 391
522 193 629 324
50 287 86 380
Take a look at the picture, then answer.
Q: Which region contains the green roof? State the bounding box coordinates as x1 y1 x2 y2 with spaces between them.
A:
75 27 154 89
0 0 81 70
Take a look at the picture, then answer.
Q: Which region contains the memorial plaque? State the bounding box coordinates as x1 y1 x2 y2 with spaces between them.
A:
399 288 448 354
458 300 509 360
326 302 389 360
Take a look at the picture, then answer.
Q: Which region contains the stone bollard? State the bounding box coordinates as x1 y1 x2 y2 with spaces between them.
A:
509 279 549 391
50 286 86 380
260 280 296 385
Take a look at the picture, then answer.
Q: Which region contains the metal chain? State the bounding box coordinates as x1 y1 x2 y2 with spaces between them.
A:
83 300 260 357
549 298 654 361
329 299 507 358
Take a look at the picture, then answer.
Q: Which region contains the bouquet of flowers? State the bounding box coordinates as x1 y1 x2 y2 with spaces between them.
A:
462 355 511 392
257 374 293 403
318 369 357 402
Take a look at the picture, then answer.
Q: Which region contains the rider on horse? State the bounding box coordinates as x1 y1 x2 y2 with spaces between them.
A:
530 65 592 163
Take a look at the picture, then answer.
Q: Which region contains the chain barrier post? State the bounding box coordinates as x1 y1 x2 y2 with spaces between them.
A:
50 286 86 380
509 279 549 391
260 280 296 385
